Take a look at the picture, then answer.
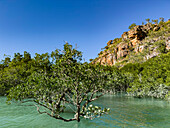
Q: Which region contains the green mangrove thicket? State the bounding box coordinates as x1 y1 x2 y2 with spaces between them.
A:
0 43 128 122
121 52 170 99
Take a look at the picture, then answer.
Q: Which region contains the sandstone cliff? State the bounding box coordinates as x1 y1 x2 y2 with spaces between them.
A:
92 20 170 67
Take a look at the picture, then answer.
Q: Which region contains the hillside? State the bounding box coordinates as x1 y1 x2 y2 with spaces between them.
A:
92 19 170 67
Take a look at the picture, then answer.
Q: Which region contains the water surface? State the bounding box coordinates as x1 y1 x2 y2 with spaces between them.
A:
0 94 170 128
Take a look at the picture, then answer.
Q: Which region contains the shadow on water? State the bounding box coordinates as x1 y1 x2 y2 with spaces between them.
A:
0 94 170 128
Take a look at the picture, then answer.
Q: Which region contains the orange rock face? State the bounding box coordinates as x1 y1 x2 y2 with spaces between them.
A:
106 54 113 66
93 23 169 66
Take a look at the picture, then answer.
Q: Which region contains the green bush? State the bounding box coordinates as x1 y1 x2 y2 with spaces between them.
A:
128 23 136 30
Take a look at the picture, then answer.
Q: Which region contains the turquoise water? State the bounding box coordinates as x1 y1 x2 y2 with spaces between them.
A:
0 95 170 128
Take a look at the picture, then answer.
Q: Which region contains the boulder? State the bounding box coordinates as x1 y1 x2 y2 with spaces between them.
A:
128 25 147 40
153 26 160 31
106 54 113 66
122 32 128 41
107 40 113 45
101 56 106 65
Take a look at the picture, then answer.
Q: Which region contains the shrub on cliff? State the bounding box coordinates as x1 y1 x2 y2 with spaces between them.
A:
128 23 136 30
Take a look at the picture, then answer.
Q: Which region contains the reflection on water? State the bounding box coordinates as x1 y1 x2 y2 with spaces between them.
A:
0 94 170 128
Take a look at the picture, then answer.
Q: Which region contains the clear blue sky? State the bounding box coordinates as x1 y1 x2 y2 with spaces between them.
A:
0 0 170 62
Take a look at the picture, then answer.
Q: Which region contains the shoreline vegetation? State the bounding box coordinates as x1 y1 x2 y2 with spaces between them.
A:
0 18 170 122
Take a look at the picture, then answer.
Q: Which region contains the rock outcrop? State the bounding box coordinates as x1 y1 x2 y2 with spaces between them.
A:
92 21 170 67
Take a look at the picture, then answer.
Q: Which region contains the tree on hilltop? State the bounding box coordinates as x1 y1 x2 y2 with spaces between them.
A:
128 23 136 30
145 18 150 24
